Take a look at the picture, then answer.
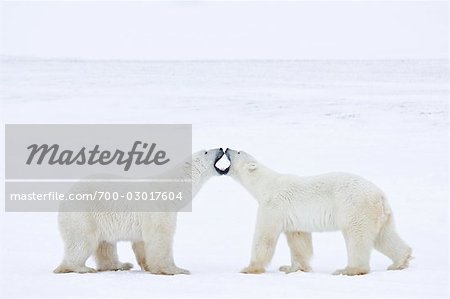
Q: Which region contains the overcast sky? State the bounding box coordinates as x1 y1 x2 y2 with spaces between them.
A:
0 1 448 60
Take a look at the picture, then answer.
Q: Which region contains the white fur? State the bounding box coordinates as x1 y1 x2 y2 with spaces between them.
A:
226 149 412 276
54 149 222 275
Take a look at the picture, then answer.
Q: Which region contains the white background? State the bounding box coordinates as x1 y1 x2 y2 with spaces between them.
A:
0 0 448 60
0 1 448 298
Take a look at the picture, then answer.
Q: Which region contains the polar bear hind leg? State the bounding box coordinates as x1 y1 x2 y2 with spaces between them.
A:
143 234 190 275
95 241 133 271
333 226 377 276
374 214 412 270
142 218 190 275
279 231 313 273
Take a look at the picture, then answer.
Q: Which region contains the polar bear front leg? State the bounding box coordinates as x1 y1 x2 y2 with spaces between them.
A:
95 241 133 271
241 210 282 274
132 241 147 271
279 231 313 273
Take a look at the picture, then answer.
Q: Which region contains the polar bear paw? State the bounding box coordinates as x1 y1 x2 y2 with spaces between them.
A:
97 262 133 272
240 265 265 274
54 265 97 274
147 266 190 275
388 249 413 271
279 264 311 274
332 267 369 276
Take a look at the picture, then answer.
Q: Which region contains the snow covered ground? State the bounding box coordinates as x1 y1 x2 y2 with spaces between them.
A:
0 58 448 298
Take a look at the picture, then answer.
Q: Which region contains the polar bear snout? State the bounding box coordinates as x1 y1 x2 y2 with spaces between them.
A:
224 148 235 161
223 148 239 175
225 148 246 160
223 148 258 176
225 148 231 159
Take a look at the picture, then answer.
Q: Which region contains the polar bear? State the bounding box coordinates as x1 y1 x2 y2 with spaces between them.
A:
54 148 226 275
224 149 412 276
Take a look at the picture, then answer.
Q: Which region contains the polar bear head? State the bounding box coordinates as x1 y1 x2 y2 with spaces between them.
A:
191 148 227 177
223 148 261 181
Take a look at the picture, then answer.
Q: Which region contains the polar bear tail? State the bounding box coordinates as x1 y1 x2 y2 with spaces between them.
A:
378 195 392 228
374 199 412 271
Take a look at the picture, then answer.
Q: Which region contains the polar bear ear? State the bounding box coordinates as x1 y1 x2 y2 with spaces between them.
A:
246 162 258 172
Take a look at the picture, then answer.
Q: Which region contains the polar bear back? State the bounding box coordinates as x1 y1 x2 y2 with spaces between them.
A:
269 172 390 233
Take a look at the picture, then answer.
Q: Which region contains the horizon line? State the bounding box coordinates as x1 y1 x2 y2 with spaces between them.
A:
1 55 447 63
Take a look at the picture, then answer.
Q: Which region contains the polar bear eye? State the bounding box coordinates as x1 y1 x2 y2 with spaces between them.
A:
204 151 208 155
238 151 241 154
